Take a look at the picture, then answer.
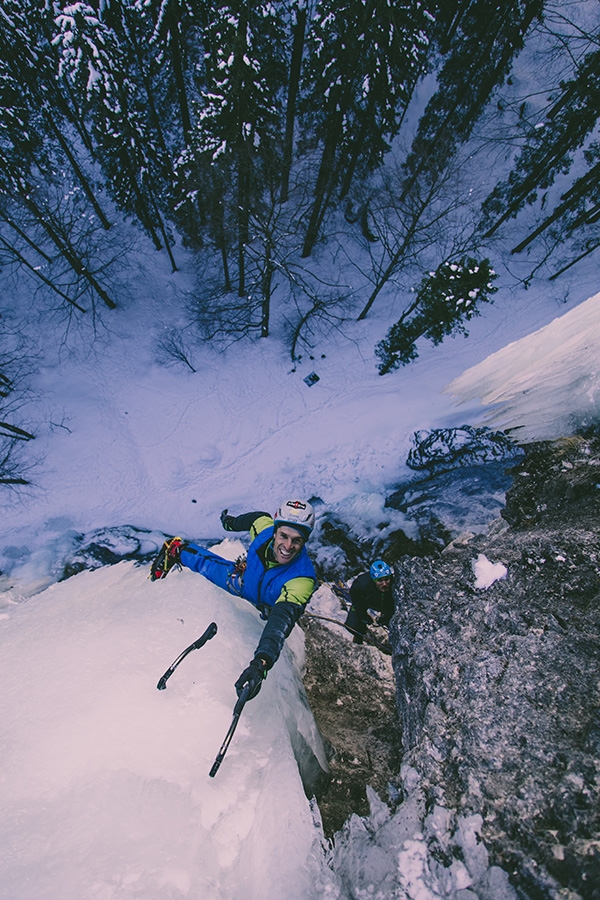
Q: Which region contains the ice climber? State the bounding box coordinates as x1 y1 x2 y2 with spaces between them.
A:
344 559 394 644
150 499 317 700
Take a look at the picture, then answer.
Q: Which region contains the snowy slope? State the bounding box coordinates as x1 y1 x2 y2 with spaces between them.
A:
0 555 335 900
2 236 596 596
446 290 600 442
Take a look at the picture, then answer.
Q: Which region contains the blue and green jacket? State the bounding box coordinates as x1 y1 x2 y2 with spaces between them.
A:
180 512 316 668
242 518 315 608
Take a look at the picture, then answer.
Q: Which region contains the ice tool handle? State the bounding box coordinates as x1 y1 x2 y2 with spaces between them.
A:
156 622 218 690
209 683 252 778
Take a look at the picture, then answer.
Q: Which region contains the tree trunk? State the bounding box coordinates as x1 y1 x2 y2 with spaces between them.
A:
0 420 36 440
549 240 600 280
261 240 273 337
46 115 112 230
127 172 164 251
148 190 178 271
301 119 342 257
166 0 192 144
237 163 250 296
20 195 116 309
0 233 87 311
0 209 53 261
338 106 373 200
280 7 306 203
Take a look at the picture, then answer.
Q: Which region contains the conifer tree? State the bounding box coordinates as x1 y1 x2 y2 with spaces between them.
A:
280 0 307 204
133 0 204 146
399 0 545 203
0 0 113 225
483 45 600 260
376 257 498 373
175 0 287 296
299 0 435 257
356 0 544 322
53 0 178 269
0 1 119 309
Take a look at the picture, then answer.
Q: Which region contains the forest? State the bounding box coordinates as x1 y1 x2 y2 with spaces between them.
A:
1 0 599 483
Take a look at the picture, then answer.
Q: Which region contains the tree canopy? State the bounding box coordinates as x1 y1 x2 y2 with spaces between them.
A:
0 0 597 356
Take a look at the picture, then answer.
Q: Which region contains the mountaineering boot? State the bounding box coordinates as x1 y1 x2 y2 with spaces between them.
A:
149 537 184 581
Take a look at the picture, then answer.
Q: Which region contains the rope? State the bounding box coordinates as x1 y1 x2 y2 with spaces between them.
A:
303 612 392 655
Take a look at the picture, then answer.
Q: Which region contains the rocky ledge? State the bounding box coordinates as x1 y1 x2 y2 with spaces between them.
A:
391 434 600 899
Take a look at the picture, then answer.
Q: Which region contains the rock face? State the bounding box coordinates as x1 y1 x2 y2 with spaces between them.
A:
301 615 401 836
390 435 600 899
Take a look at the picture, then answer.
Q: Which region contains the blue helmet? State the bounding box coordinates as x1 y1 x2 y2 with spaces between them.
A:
370 559 393 581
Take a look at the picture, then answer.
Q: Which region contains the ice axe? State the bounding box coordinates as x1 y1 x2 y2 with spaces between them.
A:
209 683 252 778
156 622 218 690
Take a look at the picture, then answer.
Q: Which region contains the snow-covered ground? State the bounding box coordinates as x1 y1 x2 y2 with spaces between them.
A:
447 290 600 442
1 223 598 898
2 241 596 586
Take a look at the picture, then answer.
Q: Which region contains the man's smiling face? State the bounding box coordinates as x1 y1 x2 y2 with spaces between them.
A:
272 525 305 564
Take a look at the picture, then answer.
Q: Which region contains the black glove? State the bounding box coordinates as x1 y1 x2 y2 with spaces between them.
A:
220 509 235 532
234 657 268 700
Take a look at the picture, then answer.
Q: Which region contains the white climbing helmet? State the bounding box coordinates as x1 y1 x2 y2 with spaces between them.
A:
273 499 316 540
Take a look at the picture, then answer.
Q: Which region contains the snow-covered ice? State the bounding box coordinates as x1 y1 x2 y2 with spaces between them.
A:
0 553 336 900
446 290 600 442
472 553 508 589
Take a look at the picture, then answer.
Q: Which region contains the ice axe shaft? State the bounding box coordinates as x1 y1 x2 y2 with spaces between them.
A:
209 684 251 778
156 622 218 690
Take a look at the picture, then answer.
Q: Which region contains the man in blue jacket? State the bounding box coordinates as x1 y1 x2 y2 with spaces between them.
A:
150 499 317 700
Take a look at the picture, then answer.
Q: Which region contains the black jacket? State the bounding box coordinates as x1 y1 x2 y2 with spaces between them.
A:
345 572 394 640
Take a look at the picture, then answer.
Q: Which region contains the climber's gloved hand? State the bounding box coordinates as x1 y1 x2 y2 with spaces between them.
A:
220 509 235 531
234 657 269 700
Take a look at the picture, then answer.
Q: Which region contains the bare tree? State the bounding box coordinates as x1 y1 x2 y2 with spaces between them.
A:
154 327 197 372
2 160 143 314
0 322 37 487
355 146 489 321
